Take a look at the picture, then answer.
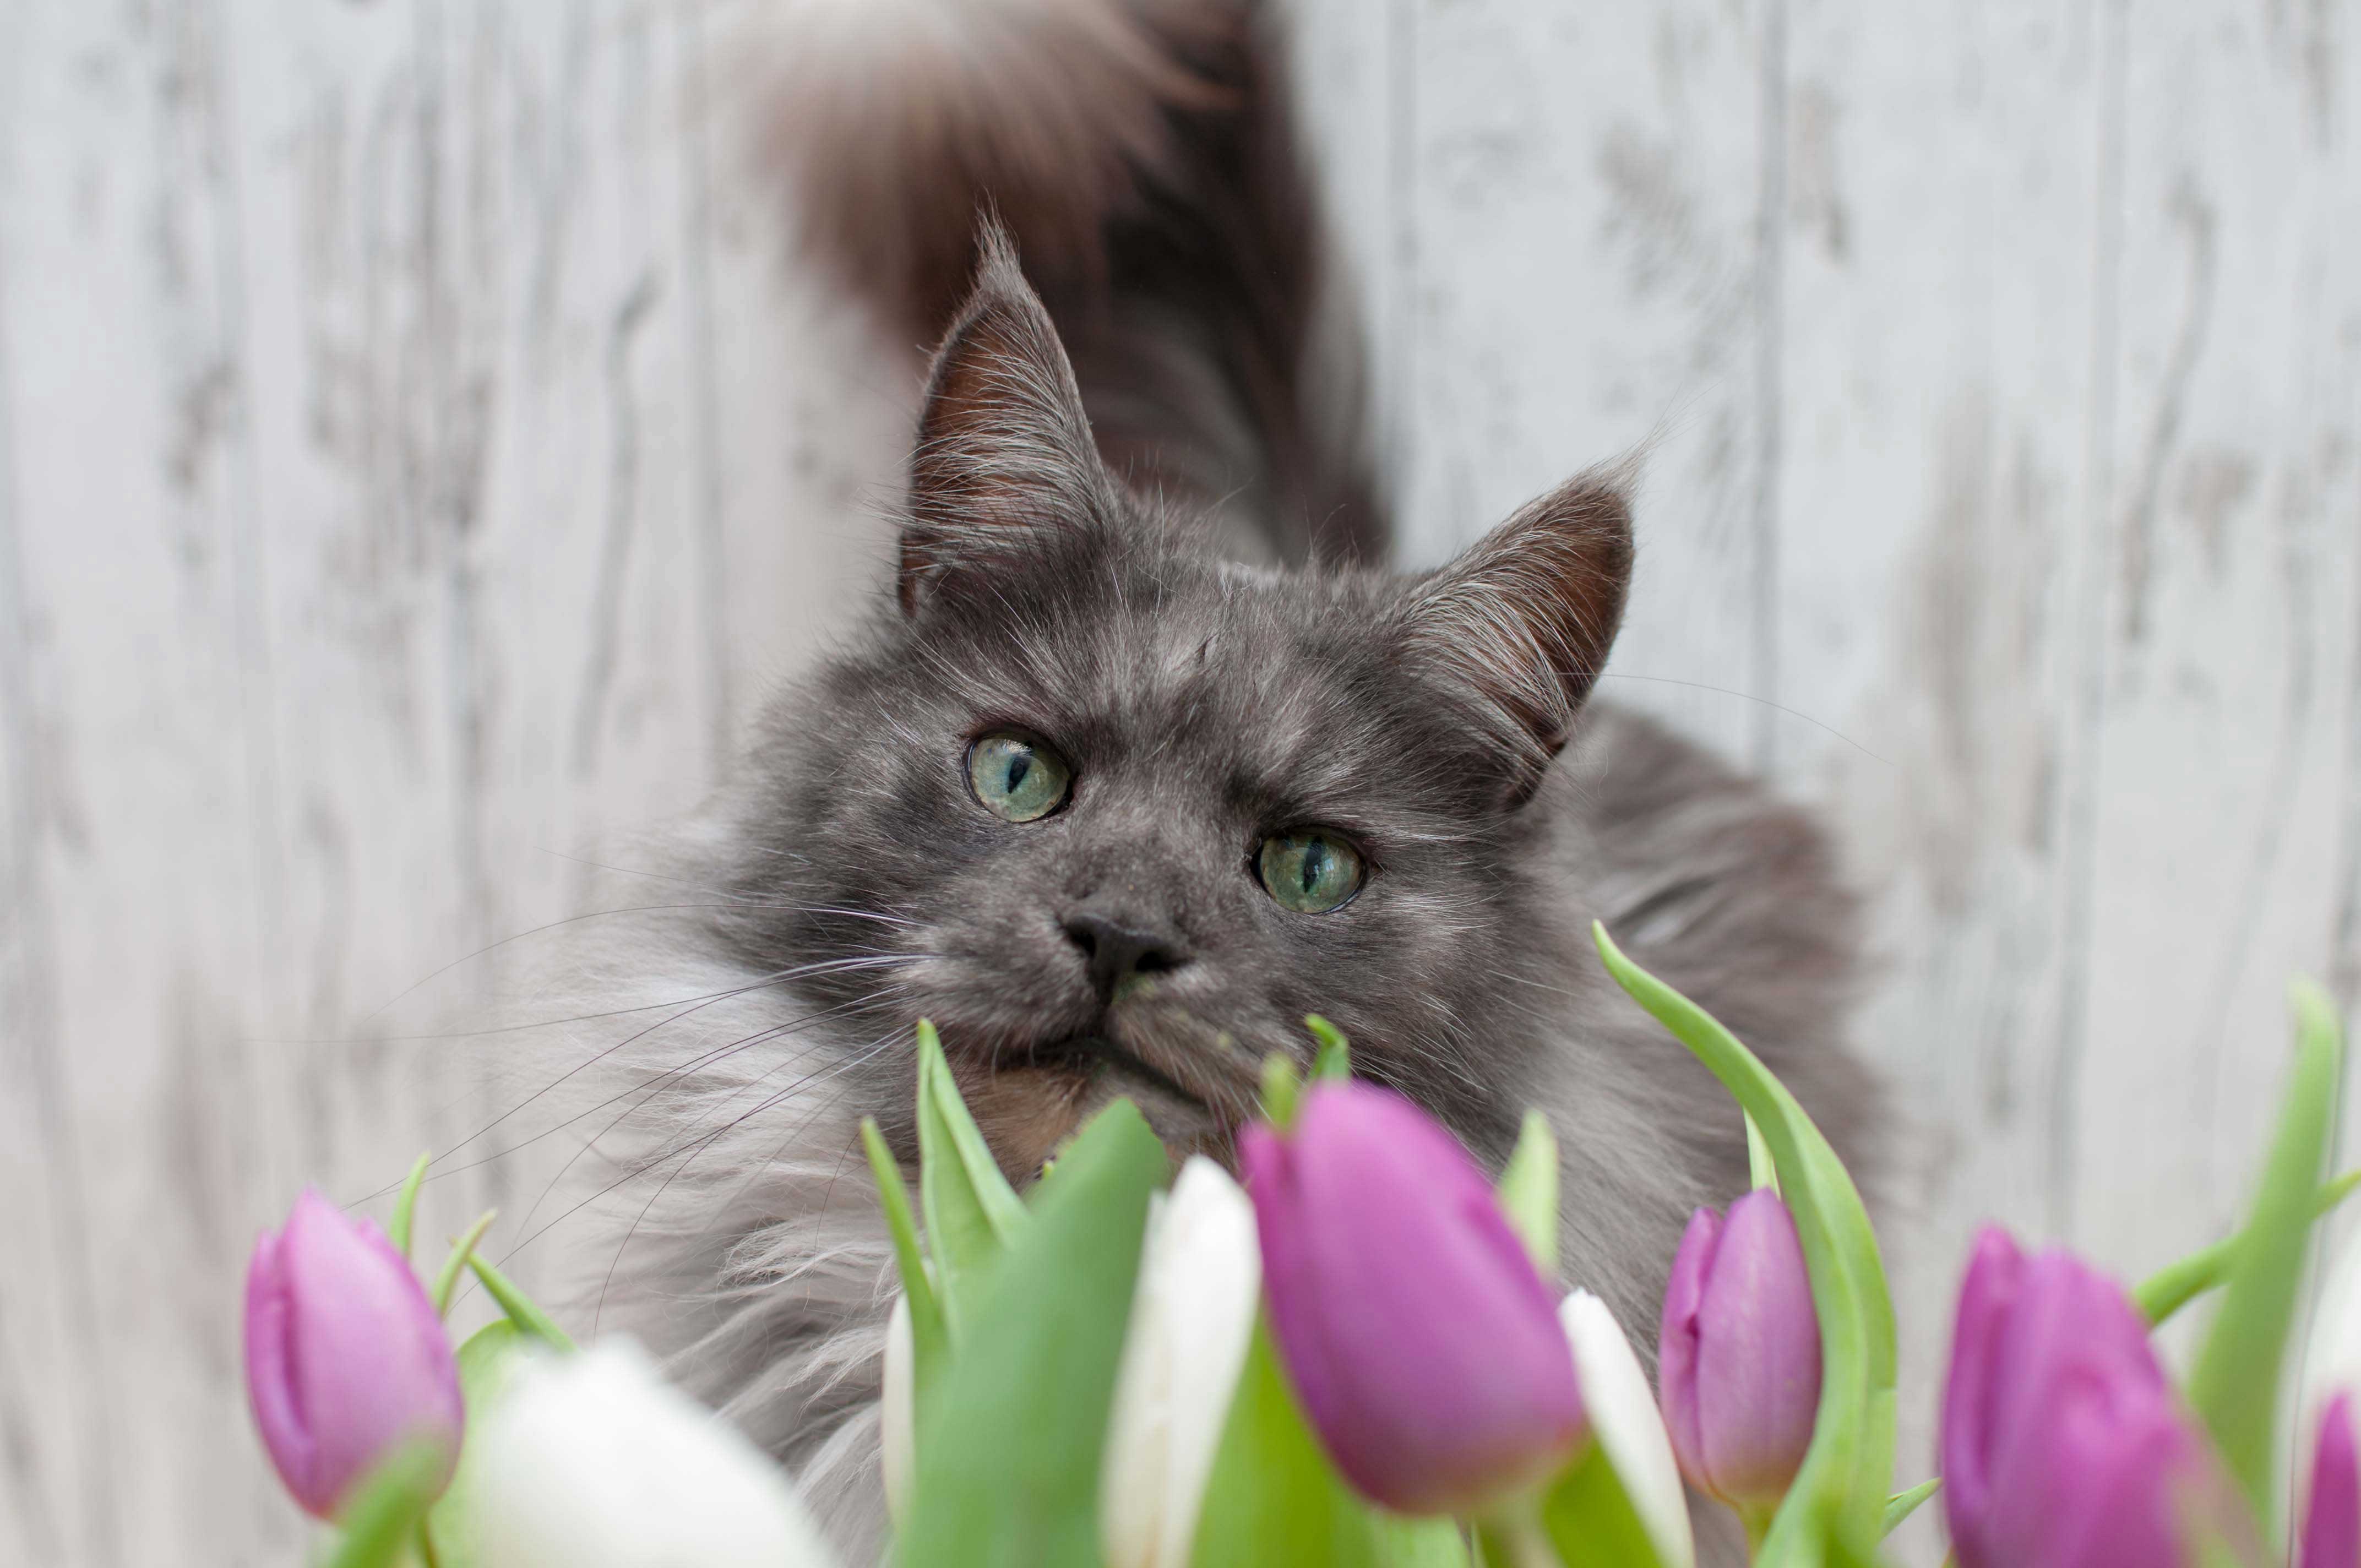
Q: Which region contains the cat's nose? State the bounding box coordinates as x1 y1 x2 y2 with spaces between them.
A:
1062 909 1189 1000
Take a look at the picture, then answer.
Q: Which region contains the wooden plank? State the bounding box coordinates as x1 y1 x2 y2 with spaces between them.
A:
2067 0 2361 1276
0 1 893 1559
1390 0 1781 766
1769 2 2114 1547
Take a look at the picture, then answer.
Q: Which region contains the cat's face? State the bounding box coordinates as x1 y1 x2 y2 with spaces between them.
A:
712 235 1634 1177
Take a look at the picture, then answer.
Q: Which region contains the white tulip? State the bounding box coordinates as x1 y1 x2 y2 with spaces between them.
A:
881 1292 916 1529
2303 1222 2361 1436
470 1338 841 1568
1560 1290 1696 1568
1099 1156 1263 1568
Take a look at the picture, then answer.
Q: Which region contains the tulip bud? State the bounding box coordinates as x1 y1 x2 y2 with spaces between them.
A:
1657 1190 1820 1519
1100 1156 1262 1568
1560 1291 1695 1568
1240 1081 1586 1516
880 1294 916 1530
1941 1227 2248 1568
243 1189 465 1518
471 1339 841 1568
2300 1395 2359 1568
2301 1229 2361 1568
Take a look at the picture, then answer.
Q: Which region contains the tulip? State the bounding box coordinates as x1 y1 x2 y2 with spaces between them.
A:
880 1294 916 1529
1560 1290 1695 1568
1240 1081 1586 1515
1657 1190 1821 1522
243 1189 465 1518
2300 1395 2359 1568
1940 1227 2247 1568
2299 1231 2361 1568
2305 1227 2361 1447
1100 1156 1263 1568
470 1338 840 1568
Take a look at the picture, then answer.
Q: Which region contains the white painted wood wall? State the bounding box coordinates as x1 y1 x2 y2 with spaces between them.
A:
2 1 2355 1562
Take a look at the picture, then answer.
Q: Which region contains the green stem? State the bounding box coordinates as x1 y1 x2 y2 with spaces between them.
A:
416 1521 443 1568
1486 1504 1561 1568
1739 1503 1776 1560
2135 1168 2361 1326
429 1211 497 1317
388 1152 430 1264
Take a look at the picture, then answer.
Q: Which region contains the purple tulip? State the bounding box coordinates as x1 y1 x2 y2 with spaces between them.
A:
1239 1082 1586 1515
244 1190 464 1518
1940 1227 2249 1568
2302 1395 2359 1568
1657 1190 1821 1515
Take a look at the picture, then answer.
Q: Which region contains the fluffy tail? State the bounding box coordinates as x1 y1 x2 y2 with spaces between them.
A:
758 0 1386 565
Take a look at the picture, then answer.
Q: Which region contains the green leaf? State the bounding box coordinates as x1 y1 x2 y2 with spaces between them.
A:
389 1151 430 1264
1879 1478 1940 1536
1593 922 1897 1565
423 1322 534 1568
1190 1318 1384 1568
2135 1169 2361 1327
915 1019 1030 1326
1261 1054 1305 1131
324 1441 448 1568
1497 1109 1560 1279
2186 979 2345 1532
1523 1438 1666 1568
862 1116 951 1403
1306 1016 1353 1082
896 1099 1166 1568
464 1255 574 1352
428 1211 497 1318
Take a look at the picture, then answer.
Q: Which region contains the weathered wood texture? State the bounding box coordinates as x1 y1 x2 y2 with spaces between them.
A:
1 1 2356 1562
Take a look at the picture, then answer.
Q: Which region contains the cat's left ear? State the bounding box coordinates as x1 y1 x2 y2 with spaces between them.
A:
1396 469 1634 792
899 224 1119 617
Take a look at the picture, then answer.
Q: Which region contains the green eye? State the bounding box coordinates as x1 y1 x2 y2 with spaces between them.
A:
1257 830 1366 914
966 732 1072 822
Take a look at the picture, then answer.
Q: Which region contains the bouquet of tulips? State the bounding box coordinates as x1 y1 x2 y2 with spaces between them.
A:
244 924 2361 1567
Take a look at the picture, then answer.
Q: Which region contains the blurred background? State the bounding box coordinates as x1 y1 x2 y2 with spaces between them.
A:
2 1 2357 1562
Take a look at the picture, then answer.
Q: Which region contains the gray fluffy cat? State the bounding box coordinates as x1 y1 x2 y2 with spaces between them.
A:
543 0 1876 1556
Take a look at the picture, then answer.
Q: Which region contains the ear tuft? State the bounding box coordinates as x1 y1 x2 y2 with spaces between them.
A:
901 223 1118 616
1397 468 1635 787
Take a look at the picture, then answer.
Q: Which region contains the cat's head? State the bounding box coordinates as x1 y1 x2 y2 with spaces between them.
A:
714 233 1634 1174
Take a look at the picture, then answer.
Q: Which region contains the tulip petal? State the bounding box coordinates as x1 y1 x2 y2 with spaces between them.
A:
882 1295 916 1531
1245 1085 1584 1516
243 1190 463 1518
1656 1207 1719 1496
1100 1158 1261 1568
2303 1224 2361 1454
1938 1232 2242 1568
1690 1192 1821 1509
2300 1395 2360 1568
471 1340 839 1568
1563 1291 1694 1568
1938 1227 2025 1564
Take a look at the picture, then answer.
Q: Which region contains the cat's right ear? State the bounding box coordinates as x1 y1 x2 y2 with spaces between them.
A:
899 225 1118 617
1395 467 1635 799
